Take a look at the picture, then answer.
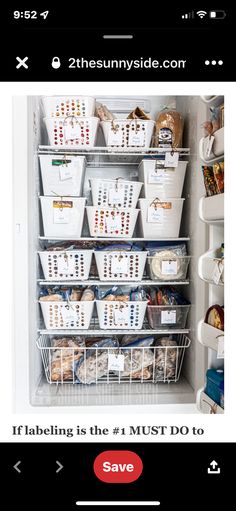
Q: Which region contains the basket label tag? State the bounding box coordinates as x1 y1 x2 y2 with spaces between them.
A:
109 188 125 206
61 305 78 323
108 354 125 371
57 255 74 275
161 310 176 324
164 152 179 167
161 260 178 275
64 123 81 141
106 214 122 233
217 335 224 359
148 168 166 184
111 256 129 274
59 162 74 181
114 307 129 325
53 201 73 224
147 206 164 223
107 129 123 146
128 130 145 146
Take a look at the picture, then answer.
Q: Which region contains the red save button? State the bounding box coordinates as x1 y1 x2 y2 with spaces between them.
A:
93 450 143 483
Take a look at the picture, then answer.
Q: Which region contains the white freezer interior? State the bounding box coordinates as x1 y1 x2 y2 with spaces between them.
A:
13 95 209 411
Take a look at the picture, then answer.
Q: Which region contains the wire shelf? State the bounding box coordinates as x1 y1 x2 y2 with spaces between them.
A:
37 333 191 385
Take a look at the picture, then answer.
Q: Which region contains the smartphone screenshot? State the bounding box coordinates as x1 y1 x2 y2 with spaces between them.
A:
0 5 234 508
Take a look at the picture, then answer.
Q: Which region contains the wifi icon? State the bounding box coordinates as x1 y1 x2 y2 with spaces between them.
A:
197 10 207 18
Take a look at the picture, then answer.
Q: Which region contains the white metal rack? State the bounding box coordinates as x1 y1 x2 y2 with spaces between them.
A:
197 96 224 414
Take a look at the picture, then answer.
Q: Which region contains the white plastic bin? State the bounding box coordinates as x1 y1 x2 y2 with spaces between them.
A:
39 250 93 280
44 116 99 148
86 206 139 238
138 198 184 238
95 251 147 281
101 120 155 150
89 178 143 208
42 96 95 117
96 300 147 329
199 194 224 222
40 300 94 329
147 304 190 329
198 248 224 285
139 159 188 198
39 155 86 196
40 196 86 237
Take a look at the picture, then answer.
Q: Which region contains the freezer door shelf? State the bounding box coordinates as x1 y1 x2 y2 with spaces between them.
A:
197 388 224 414
197 319 224 353
199 194 224 224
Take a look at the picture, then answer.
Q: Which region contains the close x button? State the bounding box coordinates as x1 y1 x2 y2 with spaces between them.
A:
93 451 143 483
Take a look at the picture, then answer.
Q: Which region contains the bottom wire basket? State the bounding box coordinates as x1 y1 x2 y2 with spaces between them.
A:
37 334 191 385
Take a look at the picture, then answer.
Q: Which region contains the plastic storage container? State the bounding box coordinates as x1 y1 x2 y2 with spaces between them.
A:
147 255 190 281
138 198 184 238
86 206 139 238
94 251 147 281
44 116 99 148
101 120 155 150
205 369 224 406
96 301 147 329
147 304 190 329
89 178 143 208
39 155 86 196
39 250 93 281
139 159 188 198
40 196 86 237
199 194 224 222
42 96 95 118
39 300 94 330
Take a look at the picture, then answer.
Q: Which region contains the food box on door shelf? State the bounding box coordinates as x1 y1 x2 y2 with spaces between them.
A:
40 196 86 237
86 206 139 238
101 119 155 150
138 198 184 238
139 159 188 198
89 177 143 208
39 155 86 196
44 116 99 148
42 96 95 118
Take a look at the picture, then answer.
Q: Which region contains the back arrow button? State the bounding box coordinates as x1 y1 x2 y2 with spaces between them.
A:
13 461 21 473
56 460 63 474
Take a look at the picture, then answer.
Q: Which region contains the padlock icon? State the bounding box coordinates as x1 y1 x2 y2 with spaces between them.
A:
51 57 61 69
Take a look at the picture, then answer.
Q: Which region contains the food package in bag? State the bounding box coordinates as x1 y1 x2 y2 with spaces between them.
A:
154 108 184 148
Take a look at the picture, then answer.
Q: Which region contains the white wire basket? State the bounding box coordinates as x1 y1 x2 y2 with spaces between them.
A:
39 155 86 196
44 116 99 148
139 159 188 198
37 333 191 384
39 300 94 329
101 120 155 150
147 304 190 329
96 301 147 329
89 178 143 208
138 198 184 238
42 96 95 117
94 251 147 281
39 250 93 281
40 196 86 237
147 255 191 281
86 206 139 238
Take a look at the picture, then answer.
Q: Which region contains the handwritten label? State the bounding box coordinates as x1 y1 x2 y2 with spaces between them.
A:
61 305 78 323
64 123 81 141
114 307 130 325
111 256 129 274
128 130 145 146
147 206 164 223
57 255 75 275
161 260 178 275
109 188 125 206
107 129 123 146
106 214 122 233
161 310 176 324
108 354 125 371
59 164 74 181
148 168 166 184
164 152 179 167
53 207 70 224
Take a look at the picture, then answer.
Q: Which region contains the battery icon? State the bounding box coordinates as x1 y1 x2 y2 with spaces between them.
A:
209 10 226 19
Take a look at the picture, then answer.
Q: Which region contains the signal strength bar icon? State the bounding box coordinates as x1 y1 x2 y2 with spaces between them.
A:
182 11 194 19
